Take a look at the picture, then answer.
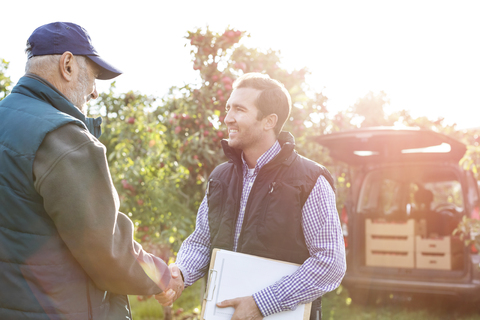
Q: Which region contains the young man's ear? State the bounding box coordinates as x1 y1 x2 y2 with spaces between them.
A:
59 51 75 81
263 113 278 132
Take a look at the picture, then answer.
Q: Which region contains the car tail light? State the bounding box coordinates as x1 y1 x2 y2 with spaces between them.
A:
470 206 479 254
471 243 478 254
471 206 480 220
341 205 348 248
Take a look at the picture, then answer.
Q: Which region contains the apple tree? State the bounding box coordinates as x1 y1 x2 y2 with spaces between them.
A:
0 59 12 101
157 27 340 216
88 85 195 264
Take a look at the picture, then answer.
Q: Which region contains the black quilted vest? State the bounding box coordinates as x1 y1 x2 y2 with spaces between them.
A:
207 132 335 265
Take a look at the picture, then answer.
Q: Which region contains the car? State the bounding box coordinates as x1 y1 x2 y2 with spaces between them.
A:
314 126 480 304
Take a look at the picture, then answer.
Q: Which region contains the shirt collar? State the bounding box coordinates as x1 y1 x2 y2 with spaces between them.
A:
241 141 281 177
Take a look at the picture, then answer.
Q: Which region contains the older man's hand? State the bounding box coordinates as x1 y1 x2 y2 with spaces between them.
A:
216 296 264 320
154 264 184 306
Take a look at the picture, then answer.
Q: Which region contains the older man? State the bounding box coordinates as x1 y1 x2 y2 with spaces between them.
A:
0 22 174 319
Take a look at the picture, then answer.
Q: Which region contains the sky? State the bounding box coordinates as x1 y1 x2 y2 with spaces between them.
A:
2 0 480 129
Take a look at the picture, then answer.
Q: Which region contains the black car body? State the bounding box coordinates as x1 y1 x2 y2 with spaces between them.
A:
315 127 480 303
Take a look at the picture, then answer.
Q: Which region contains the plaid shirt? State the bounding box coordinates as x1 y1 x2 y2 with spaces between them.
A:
176 141 346 316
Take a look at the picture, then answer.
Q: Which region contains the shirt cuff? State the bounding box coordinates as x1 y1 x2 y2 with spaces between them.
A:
252 286 283 317
175 264 192 287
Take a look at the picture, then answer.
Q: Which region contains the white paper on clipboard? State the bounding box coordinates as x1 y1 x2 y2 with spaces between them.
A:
201 249 311 320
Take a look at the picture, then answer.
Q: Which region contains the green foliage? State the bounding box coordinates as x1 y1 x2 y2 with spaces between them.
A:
158 26 346 212
88 84 196 261
131 280 203 320
0 59 12 101
454 216 480 252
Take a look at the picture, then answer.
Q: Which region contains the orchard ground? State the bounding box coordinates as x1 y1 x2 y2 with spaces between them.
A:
130 283 480 320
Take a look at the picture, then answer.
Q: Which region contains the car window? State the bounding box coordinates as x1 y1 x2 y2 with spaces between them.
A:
466 172 480 219
357 171 406 216
467 173 479 208
424 180 464 211
357 167 464 218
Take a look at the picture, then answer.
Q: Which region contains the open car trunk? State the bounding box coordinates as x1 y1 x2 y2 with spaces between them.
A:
315 127 471 290
314 126 467 165
350 163 467 280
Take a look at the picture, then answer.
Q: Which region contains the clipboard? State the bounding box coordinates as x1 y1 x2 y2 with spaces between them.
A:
200 249 311 320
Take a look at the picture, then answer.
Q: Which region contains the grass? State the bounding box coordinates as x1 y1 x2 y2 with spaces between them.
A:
130 280 204 320
130 283 480 320
323 286 480 320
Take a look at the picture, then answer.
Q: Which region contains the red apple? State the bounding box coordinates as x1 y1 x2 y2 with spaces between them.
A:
235 62 247 71
221 76 233 84
126 117 135 124
175 308 184 316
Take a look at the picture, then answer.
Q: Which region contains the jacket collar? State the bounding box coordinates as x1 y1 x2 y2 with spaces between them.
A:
221 131 297 168
13 74 102 138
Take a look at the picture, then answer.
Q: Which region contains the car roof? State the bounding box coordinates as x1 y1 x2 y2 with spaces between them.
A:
313 126 467 165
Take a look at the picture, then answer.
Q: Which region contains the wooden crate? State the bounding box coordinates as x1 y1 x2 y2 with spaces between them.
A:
415 236 464 254
366 250 414 268
415 236 464 270
365 219 415 268
366 234 414 251
416 252 451 270
365 219 415 236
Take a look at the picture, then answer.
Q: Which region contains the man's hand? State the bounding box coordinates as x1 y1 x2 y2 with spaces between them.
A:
154 264 184 306
216 296 263 320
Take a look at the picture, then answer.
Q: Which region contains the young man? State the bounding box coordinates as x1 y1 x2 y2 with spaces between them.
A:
0 22 173 319
156 73 346 320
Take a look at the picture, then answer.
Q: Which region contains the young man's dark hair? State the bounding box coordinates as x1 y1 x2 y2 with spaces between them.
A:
233 73 292 136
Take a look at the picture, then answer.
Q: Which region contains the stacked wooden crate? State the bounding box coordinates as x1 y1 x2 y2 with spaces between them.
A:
365 219 463 270
415 236 463 270
365 219 415 268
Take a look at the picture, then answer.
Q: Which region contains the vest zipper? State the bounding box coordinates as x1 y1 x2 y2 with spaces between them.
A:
269 182 276 193
206 179 212 196
261 182 276 222
233 165 243 251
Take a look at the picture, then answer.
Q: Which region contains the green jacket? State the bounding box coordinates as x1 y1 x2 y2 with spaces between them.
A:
0 75 117 320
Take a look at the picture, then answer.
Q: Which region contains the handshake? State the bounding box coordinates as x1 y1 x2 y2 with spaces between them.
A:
154 263 263 320
154 264 184 306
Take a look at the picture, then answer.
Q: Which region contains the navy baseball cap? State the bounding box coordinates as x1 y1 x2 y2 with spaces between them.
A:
27 22 122 80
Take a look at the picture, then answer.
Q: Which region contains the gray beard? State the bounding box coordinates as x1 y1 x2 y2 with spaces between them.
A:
64 66 90 114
